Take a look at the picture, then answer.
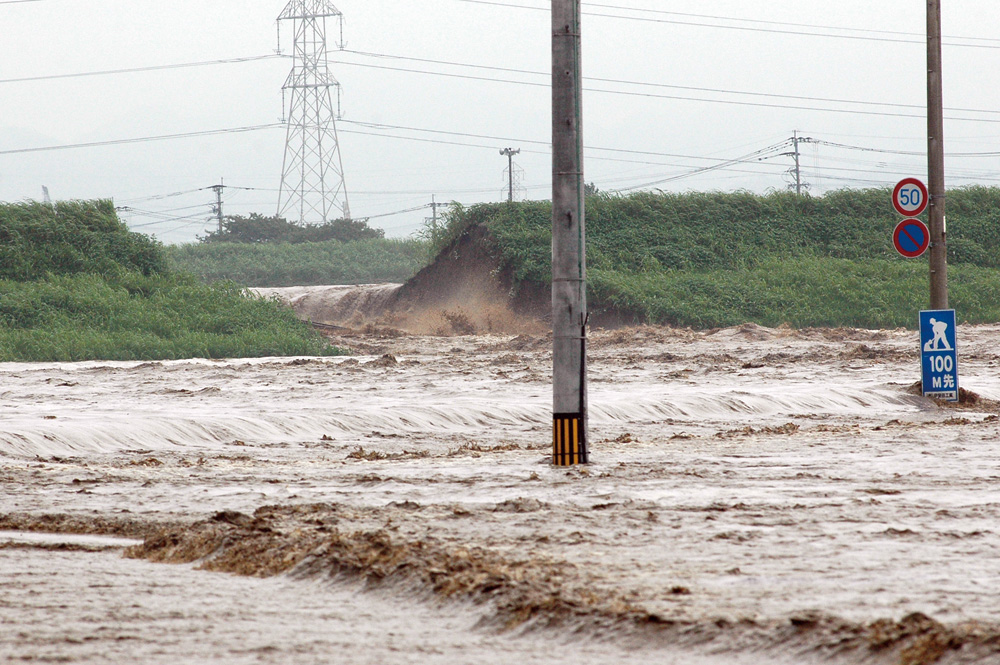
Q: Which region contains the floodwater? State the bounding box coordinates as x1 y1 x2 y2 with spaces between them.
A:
3 301 1000 663
5 532 759 665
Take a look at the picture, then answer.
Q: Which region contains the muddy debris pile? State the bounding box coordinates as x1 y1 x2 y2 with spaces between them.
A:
120 503 1000 665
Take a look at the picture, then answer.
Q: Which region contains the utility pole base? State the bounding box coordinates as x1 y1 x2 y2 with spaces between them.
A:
553 413 588 466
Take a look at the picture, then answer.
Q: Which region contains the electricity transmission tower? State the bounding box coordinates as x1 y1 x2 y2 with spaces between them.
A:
276 0 350 223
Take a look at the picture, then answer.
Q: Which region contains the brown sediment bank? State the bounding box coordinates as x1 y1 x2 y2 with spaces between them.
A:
256 224 549 335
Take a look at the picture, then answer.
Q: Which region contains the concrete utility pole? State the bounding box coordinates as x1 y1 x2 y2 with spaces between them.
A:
791 131 803 195
927 0 948 309
781 131 813 195
551 0 588 466
500 147 521 202
211 181 224 233
427 195 443 243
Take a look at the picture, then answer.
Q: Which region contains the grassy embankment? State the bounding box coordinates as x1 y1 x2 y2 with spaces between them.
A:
434 188 1000 329
0 200 342 361
165 237 427 287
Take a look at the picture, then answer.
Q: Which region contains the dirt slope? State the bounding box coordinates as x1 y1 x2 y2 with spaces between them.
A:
383 223 549 334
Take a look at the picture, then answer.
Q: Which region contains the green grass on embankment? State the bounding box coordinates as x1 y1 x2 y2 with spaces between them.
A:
431 188 1000 329
164 237 429 287
0 200 342 361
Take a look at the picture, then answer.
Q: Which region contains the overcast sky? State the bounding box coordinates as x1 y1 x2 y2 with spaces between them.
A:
2 0 1000 244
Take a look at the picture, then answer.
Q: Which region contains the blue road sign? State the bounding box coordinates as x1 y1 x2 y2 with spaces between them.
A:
919 309 958 402
893 219 930 258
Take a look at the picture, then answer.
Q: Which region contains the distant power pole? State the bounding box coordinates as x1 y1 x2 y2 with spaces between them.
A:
500 147 521 202
211 181 224 233
927 0 948 309
791 131 802 194
782 131 813 195
551 0 588 466
425 195 444 243
277 0 350 224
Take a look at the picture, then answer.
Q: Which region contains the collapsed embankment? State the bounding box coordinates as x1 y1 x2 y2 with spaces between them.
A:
257 223 550 335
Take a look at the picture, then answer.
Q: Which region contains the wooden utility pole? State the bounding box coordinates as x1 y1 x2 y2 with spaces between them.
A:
551 0 588 465
927 0 948 308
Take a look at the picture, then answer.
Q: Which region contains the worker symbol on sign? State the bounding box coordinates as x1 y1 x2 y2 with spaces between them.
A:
923 318 953 351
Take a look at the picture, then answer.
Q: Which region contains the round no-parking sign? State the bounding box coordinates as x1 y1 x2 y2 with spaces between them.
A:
892 178 929 216
893 218 930 258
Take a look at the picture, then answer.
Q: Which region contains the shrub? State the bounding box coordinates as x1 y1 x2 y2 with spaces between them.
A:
200 213 384 244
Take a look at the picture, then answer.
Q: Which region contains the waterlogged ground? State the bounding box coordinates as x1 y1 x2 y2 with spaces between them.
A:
3 320 1000 664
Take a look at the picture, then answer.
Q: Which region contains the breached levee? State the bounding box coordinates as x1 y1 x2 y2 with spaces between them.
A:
256 224 549 335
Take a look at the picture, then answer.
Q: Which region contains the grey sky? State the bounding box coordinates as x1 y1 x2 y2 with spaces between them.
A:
2 0 999 243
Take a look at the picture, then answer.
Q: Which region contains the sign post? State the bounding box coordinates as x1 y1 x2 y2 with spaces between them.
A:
927 0 949 310
919 309 958 401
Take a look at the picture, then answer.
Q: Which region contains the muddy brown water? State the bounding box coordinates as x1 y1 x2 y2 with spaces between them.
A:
3 306 1000 664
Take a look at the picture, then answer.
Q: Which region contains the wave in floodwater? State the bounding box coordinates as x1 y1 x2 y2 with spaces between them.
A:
596 382 922 422
0 381 922 459
253 284 401 326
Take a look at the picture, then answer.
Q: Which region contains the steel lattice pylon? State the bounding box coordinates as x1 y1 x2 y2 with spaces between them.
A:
277 0 350 223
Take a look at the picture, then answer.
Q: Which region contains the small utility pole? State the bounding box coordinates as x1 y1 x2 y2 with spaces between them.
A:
211 181 225 233
781 131 812 195
792 131 803 195
500 147 521 202
429 195 442 243
551 0 588 465
927 0 948 309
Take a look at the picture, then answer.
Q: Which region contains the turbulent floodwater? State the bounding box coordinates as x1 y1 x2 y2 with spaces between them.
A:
3 315 1000 664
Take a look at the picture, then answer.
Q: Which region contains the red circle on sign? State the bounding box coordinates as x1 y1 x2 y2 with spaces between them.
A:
893 218 930 258
892 178 929 216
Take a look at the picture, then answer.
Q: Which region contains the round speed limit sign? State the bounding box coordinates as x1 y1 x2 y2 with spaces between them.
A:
892 178 929 216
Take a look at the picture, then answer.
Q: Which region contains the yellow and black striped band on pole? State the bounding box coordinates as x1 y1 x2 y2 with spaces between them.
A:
553 412 588 466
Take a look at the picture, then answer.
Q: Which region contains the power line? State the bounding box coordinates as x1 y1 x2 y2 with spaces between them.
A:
340 49 939 113
338 119 780 175
615 140 791 192
328 122 795 189
119 208 214 228
0 55 281 85
6 44 996 125
362 204 433 220
455 0 1000 49
7 114 999 190
813 138 1000 158
0 123 283 155
340 121 1000 185
116 187 214 204
350 48 1000 119
330 55 1000 123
